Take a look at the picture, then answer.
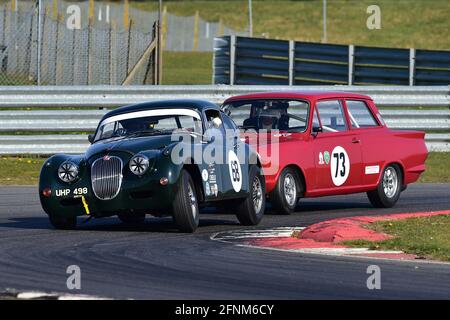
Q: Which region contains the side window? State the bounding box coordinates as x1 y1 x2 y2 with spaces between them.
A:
205 109 223 129
316 100 348 132
346 100 379 128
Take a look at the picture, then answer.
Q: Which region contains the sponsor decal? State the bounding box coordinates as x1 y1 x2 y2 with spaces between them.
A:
365 165 380 175
318 152 324 165
330 146 350 186
228 150 242 192
210 183 218 197
201 169 209 182
324 151 330 165
205 182 211 196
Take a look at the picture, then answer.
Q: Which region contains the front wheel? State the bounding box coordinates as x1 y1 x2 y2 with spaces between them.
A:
236 165 266 226
49 214 77 230
367 164 402 208
271 167 301 215
172 170 200 233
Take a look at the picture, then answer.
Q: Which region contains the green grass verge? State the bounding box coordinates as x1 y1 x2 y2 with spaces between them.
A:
0 157 44 186
419 153 450 183
0 152 449 186
345 215 450 262
162 51 213 84
132 0 450 50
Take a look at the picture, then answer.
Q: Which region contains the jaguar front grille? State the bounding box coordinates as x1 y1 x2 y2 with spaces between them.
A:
91 156 123 200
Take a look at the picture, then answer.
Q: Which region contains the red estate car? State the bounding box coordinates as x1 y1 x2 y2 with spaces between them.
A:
222 92 428 214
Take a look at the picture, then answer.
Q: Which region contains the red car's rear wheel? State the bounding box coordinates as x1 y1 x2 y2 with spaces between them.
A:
367 164 402 208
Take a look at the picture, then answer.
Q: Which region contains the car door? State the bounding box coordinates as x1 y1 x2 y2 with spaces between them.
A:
221 112 249 199
199 108 227 201
312 99 363 193
345 99 384 187
201 108 248 200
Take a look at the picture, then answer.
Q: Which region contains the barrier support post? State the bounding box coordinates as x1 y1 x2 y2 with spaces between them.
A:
288 40 295 86
348 44 354 85
229 35 236 85
409 48 416 86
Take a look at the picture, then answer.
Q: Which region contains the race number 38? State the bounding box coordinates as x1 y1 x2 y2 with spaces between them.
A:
330 146 350 186
228 150 242 192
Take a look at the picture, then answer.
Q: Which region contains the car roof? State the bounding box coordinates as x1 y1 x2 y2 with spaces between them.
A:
102 99 219 121
223 91 372 103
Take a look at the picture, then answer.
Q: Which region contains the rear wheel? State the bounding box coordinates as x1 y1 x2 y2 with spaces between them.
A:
172 170 199 233
49 214 77 230
271 167 301 215
367 164 402 208
236 165 266 226
117 213 146 224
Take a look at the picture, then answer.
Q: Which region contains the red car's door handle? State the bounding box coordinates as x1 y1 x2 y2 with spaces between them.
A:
352 138 361 144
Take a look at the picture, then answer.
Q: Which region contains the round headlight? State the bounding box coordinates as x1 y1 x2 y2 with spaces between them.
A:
129 155 149 176
58 161 79 183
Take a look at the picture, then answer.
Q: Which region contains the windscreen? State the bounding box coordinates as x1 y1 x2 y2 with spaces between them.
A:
94 109 202 142
222 99 310 132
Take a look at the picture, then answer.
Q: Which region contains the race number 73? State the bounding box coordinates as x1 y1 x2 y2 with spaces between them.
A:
333 152 346 178
330 146 350 186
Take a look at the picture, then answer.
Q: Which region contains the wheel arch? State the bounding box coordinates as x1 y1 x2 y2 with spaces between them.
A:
278 164 307 197
182 159 205 203
380 161 405 186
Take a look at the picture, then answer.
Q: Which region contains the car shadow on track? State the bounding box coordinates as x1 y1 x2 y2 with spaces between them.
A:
261 200 373 215
0 215 239 233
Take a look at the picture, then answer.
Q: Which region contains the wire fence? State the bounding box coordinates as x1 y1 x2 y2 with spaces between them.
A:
34 0 248 51
0 0 159 85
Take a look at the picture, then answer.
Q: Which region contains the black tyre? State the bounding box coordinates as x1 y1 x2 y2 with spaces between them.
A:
271 167 301 215
172 170 200 233
49 214 77 230
236 165 266 226
367 164 402 208
117 213 146 224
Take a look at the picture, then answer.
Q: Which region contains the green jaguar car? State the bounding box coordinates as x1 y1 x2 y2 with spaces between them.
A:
39 99 266 232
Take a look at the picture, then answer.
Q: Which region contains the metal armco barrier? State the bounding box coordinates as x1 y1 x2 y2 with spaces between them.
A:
0 85 449 108
0 109 448 132
0 85 448 154
214 36 450 86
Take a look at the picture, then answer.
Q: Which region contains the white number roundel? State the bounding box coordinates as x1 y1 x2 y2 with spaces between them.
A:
228 150 242 192
330 146 350 186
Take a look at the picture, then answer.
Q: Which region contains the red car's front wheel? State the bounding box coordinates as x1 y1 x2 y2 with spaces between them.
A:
271 167 302 215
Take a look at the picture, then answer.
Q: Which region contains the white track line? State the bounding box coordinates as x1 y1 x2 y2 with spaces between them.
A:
211 227 450 265
11 290 110 300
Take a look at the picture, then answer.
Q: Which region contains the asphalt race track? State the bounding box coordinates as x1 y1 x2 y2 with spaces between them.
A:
0 184 449 299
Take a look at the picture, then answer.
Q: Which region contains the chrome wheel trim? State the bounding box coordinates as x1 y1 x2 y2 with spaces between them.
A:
252 176 263 213
187 182 198 219
283 173 297 207
383 167 398 198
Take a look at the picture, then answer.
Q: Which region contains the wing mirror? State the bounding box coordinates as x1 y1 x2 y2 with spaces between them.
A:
312 126 323 137
88 134 94 144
